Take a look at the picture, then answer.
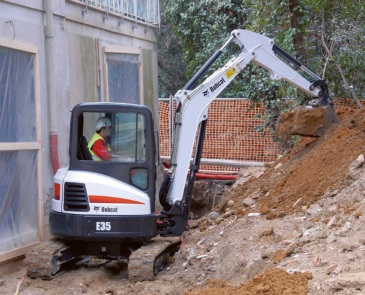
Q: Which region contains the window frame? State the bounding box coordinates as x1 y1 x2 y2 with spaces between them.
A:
103 46 143 104
0 39 43 262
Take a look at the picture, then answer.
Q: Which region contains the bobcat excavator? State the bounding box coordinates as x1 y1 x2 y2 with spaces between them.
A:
25 29 339 281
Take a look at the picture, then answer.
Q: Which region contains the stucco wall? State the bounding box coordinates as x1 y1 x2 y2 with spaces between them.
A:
0 0 159 239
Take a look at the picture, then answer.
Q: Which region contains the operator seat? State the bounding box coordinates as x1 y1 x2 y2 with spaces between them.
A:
78 136 93 160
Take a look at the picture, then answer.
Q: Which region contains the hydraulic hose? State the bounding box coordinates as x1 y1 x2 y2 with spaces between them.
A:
162 162 237 180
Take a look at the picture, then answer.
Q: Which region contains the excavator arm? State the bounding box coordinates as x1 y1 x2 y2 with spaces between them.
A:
157 29 337 236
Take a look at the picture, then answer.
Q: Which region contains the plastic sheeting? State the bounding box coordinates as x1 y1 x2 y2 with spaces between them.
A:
0 46 39 254
0 151 39 253
106 53 140 104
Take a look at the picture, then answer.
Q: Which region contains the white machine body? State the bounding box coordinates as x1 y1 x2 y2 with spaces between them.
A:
52 167 151 216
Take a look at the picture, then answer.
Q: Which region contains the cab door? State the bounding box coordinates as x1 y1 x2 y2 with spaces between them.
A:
69 103 156 212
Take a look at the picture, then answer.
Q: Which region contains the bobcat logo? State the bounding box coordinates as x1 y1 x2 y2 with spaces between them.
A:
94 206 100 212
203 90 209 97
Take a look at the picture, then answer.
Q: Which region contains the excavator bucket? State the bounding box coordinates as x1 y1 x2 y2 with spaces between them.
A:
276 106 340 141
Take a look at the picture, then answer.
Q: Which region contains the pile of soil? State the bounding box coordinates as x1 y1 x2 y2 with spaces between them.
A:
184 269 312 295
226 107 365 217
275 106 339 139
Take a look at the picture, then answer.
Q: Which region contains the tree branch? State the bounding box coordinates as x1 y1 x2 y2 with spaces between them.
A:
321 11 363 108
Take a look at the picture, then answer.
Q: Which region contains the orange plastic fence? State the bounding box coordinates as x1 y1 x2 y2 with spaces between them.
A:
333 98 364 108
159 99 281 172
159 98 363 172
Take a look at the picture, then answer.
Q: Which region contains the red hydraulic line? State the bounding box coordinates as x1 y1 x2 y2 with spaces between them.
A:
162 162 237 180
194 173 237 180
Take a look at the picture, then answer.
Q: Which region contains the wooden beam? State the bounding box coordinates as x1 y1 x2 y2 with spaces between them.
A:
160 156 265 167
95 38 100 87
34 52 41 142
103 62 109 101
0 242 40 263
0 38 38 54
0 142 41 151
103 46 141 55
37 149 44 242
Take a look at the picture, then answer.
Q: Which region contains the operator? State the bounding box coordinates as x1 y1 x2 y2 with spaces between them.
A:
88 117 112 161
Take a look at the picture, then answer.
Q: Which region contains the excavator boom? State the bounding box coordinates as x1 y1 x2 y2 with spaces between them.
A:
161 29 339 215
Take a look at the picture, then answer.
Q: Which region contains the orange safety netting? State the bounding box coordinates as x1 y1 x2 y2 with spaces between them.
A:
333 98 364 108
159 99 281 172
159 98 363 173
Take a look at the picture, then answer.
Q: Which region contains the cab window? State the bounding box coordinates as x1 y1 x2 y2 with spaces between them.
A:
77 111 147 164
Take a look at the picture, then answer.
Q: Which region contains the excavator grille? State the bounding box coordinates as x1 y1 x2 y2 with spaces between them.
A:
64 182 90 212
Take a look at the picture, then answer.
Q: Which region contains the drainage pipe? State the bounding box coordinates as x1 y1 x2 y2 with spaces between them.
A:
45 0 61 175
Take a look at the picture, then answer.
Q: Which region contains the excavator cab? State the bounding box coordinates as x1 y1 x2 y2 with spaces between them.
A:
49 103 163 249
26 103 183 280
69 103 157 210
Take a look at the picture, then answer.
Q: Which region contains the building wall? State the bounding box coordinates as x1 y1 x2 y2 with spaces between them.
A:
0 0 159 254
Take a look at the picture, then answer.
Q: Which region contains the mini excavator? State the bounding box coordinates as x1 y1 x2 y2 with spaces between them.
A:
25 29 339 280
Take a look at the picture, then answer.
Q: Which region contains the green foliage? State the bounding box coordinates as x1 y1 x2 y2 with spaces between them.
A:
157 0 188 98
159 0 365 138
165 0 253 98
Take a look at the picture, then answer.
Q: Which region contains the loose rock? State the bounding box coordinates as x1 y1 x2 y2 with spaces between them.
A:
208 211 219 220
326 264 338 274
306 204 322 215
243 197 255 207
336 272 365 289
272 248 287 264
349 154 364 171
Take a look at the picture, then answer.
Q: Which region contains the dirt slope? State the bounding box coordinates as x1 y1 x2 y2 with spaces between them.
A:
227 107 365 218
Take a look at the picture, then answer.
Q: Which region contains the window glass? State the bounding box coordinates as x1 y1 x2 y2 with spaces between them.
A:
0 47 36 142
106 53 139 104
137 114 146 162
0 151 39 253
113 112 137 162
79 111 147 163
130 168 148 190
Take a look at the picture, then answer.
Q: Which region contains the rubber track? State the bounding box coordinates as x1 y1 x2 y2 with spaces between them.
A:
128 236 181 281
24 239 67 279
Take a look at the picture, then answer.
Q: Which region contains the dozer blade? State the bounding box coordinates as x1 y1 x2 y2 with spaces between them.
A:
276 105 340 140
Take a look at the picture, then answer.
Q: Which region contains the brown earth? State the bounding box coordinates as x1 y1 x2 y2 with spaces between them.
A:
1 106 365 295
275 106 340 140
183 270 313 295
226 106 365 218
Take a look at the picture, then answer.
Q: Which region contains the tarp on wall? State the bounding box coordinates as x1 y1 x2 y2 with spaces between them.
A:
106 53 140 104
0 46 39 254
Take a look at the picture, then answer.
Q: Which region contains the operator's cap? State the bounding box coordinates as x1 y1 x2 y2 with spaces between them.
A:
95 117 111 131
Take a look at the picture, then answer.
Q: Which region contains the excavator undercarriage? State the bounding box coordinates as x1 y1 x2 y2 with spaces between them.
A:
24 237 181 281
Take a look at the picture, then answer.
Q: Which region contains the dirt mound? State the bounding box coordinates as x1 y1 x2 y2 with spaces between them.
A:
275 106 339 141
227 107 365 218
183 269 312 295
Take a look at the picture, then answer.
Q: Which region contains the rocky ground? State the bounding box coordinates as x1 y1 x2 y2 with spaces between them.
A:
1 107 365 295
